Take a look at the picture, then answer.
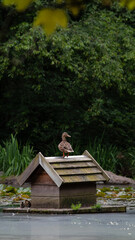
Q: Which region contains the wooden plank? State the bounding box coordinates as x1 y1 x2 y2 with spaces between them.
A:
3 206 127 213
46 155 91 162
31 184 59 197
85 174 106 181
61 174 106 183
51 162 96 169
83 150 110 181
48 158 92 164
56 168 101 176
31 196 59 208
62 175 85 183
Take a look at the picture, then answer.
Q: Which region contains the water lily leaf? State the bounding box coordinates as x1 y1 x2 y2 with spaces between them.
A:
33 8 68 35
5 186 17 194
20 194 30 198
2 0 34 11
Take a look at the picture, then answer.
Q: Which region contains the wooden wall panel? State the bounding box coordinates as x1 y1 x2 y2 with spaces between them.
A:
31 184 59 197
60 195 96 208
60 182 96 197
59 182 96 208
32 196 59 208
31 167 55 185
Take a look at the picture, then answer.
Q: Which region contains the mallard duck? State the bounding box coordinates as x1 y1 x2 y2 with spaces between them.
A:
25 200 31 208
58 132 74 157
20 200 31 208
20 201 25 208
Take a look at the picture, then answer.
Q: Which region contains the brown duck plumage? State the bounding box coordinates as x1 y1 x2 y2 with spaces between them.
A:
58 132 74 157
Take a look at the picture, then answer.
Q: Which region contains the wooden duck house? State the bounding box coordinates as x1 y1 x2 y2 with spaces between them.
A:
18 150 110 208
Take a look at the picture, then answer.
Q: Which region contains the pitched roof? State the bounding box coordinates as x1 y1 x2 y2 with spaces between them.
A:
18 150 110 187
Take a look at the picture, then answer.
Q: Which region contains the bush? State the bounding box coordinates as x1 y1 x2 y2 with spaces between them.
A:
71 202 82 211
91 203 101 210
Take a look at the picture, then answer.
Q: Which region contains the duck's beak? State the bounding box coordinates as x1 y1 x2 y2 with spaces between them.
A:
67 134 71 137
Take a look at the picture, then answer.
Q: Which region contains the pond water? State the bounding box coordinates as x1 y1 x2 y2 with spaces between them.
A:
0 212 135 240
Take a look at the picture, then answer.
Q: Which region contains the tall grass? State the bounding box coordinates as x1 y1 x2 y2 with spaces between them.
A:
0 134 34 176
1 134 134 178
86 138 118 173
116 148 135 178
128 152 135 178
46 140 61 156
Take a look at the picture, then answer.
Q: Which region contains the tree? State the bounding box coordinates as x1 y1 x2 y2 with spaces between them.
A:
0 0 135 154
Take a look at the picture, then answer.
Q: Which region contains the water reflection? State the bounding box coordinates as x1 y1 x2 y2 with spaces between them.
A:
0 212 135 240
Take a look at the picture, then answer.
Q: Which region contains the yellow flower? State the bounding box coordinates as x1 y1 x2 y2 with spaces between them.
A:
57 0 84 16
66 0 84 16
120 0 135 10
2 0 34 11
33 8 68 35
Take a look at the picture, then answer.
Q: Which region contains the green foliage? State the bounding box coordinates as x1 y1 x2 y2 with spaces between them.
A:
99 187 111 192
71 202 82 210
86 138 118 172
4 186 17 194
0 134 34 176
17 186 31 195
91 203 101 210
125 187 132 192
96 186 135 199
0 184 31 207
96 192 106 197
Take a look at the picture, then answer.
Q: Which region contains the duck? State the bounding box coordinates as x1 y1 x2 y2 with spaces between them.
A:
20 201 25 208
58 132 74 157
25 200 31 208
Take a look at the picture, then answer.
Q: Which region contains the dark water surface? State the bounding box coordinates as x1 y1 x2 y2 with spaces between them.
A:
0 212 135 240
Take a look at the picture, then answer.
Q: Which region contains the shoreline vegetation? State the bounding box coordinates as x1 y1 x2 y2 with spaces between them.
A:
1 135 135 180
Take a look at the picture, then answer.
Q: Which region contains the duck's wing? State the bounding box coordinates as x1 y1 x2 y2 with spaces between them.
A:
65 142 74 152
58 141 74 153
58 141 65 152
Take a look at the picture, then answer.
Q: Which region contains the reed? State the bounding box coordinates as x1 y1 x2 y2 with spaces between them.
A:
86 138 118 172
0 134 34 176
